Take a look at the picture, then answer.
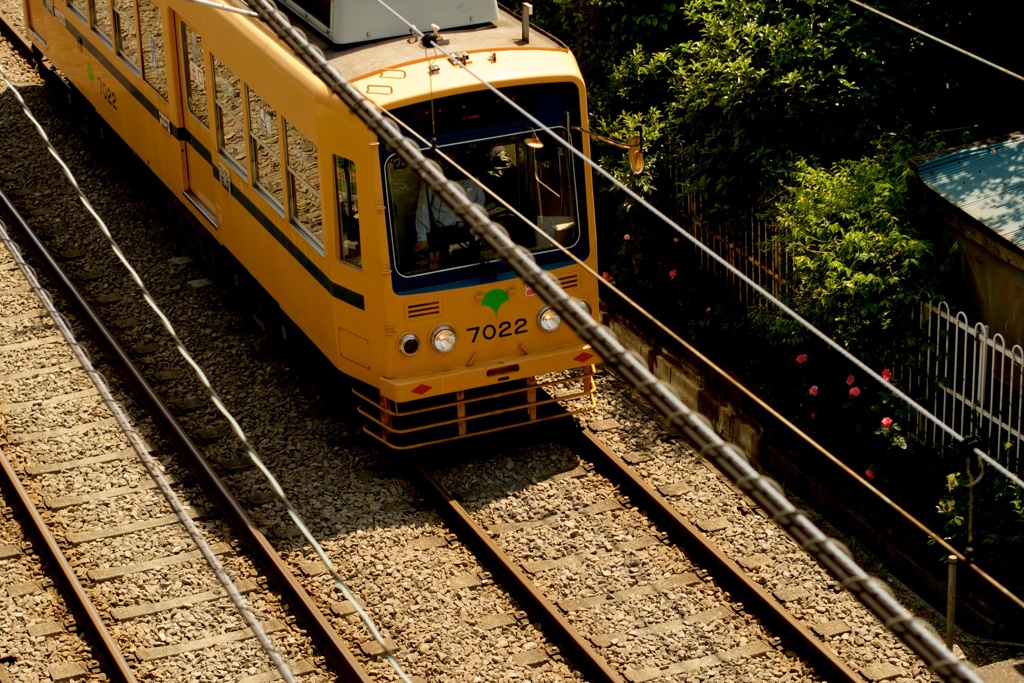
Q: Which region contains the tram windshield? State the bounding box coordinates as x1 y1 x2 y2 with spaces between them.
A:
385 129 579 277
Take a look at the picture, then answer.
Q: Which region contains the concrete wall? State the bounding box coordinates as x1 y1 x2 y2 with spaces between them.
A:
607 316 762 458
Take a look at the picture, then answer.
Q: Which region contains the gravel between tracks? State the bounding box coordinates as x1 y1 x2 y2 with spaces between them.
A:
575 374 939 681
1 17 960 682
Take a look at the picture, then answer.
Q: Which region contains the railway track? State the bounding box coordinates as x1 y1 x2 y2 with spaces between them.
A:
0 37 584 681
1 13 962 682
1 215 132 683
1 198 360 681
0 431 110 682
414 422 917 683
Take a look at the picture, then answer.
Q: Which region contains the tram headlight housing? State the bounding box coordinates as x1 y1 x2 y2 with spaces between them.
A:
537 306 562 332
398 333 420 356
430 325 457 353
575 299 593 317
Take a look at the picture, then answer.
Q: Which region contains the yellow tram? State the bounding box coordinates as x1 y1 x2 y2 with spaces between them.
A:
19 0 600 447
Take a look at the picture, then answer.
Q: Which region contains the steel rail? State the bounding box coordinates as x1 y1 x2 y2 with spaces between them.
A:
0 427 137 683
247 0 978 670
568 427 863 683
607 305 1024 630
417 424 858 683
412 464 626 683
0 187 370 682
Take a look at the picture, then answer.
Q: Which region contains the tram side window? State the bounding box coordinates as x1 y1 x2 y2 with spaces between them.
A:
66 0 86 22
139 0 167 100
213 56 246 177
181 23 208 127
90 0 112 43
335 156 360 268
284 121 322 249
247 86 283 211
112 0 139 71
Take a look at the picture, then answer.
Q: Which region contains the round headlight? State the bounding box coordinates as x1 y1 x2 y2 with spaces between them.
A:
430 325 457 353
537 306 561 332
398 333 420 356
575 299 593 317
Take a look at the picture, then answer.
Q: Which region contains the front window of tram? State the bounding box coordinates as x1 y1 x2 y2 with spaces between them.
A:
386 130 579 276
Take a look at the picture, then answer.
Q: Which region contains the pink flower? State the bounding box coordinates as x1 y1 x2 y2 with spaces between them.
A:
673 237 679 243
809 385 819 396
846 374 856 386
669 269 677 280
795 354 808 364
881 417 893 429
881 368 893 382
865 469 875 480
849 387 861 398
705 307 711 314
623 234 631 241
810 412 816 419
601 272 613 282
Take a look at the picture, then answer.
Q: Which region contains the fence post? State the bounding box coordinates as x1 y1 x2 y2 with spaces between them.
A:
946 555 957 649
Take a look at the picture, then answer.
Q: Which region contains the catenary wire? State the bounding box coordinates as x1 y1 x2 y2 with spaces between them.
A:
371 0 1024 495
0 59 411 683
0 63 297 683
378 105 1024 619
0 218 143 681
844 0 1024 84
242 0 982 679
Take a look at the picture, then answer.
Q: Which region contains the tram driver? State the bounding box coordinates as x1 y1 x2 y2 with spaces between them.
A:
413 156 487 266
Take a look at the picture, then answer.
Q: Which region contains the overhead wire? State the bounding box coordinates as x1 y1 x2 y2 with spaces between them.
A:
0 53 412 683
369 0 1024 496
379 107 1023 620
0 60 298 683
843 0 1024 84
3 0 1002 678
242 0 981 678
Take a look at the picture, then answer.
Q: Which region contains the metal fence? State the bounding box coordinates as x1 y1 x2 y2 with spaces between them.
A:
919 301 1024 475
671 193 1021 475
674 192 791 305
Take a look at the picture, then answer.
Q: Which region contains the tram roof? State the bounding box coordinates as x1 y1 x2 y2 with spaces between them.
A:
312 9 566 82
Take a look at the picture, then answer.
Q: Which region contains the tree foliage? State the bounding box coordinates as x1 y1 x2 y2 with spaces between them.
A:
938 459 1024 579
598 0 900 214
533 0 692 88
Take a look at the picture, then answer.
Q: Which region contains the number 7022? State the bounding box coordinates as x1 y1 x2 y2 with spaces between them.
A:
466 318 528 342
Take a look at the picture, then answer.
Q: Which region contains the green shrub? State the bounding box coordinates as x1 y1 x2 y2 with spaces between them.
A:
770 138 940 365
937 451 1024 579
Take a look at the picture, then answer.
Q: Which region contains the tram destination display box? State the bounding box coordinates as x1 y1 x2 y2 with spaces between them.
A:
280 0 500 45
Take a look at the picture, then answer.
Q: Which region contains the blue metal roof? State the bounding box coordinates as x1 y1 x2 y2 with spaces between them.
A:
916 133 1024 250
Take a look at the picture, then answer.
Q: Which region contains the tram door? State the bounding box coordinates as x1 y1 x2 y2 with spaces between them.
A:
176 18 221 229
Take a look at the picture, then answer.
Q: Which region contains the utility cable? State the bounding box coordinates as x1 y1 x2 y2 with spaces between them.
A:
382 107 1024 616
243 2 981 679
373 0 1024 496
844 0 1024 84
1 55 411 683
0 60 300 683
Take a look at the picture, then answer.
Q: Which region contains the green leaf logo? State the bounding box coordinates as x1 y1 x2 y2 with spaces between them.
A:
86 63 94 81
481 289 509 316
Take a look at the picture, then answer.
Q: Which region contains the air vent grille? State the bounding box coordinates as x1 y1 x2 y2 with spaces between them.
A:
406 301 441 320
558 272 580 290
